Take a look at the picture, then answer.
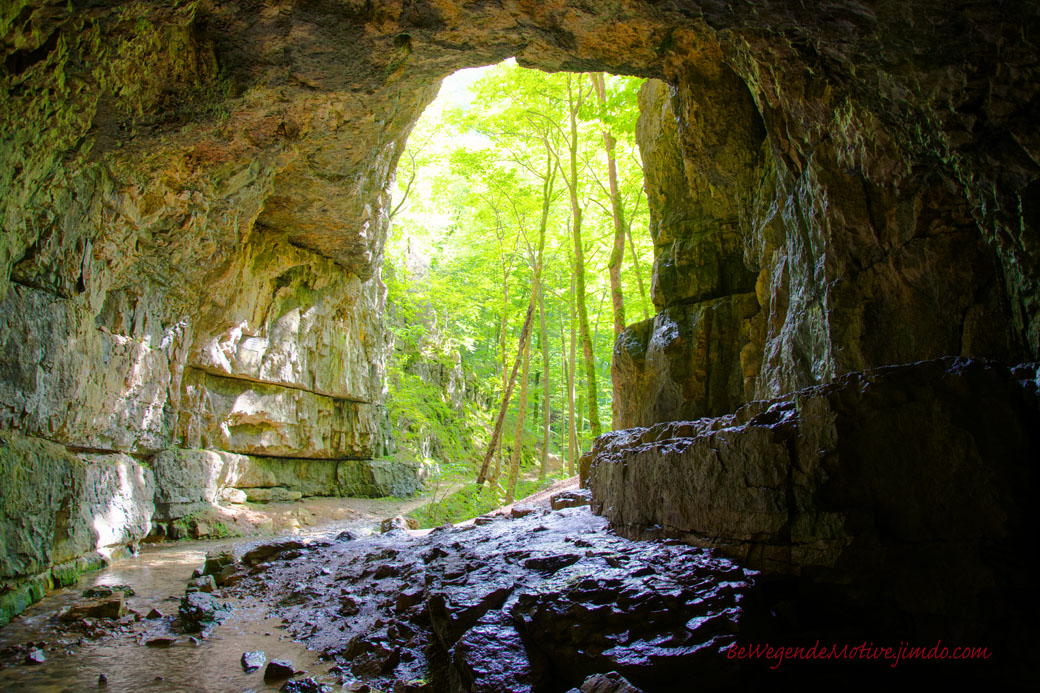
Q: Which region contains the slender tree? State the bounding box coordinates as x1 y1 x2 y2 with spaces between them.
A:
538 280 551 479
561 74 602 439
387 61 653 491
567 254 578 468
477 140 555 486
591 72 628 337
506 329 532 503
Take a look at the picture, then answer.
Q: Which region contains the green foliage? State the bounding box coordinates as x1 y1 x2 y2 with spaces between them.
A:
204 518 238 539
386 60 651 482
408 475 563 528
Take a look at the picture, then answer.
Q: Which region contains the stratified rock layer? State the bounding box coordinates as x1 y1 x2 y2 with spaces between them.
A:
585 358 1040 652
151 448 428 523
0 431 153 626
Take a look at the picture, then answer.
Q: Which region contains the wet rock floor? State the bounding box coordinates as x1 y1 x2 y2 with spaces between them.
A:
0 503 762 692
0 538 324 691
222 507 758 692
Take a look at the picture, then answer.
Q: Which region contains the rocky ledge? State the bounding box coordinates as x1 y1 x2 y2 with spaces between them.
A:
222 508 759 692
583 357 1040 671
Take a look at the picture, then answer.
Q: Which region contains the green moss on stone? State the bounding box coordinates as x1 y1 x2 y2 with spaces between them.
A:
0 575 46 627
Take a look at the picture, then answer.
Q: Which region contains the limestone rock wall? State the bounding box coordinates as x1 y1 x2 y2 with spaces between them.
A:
617 57 1026 426
151 449 425 525
0 431 154 626
3 1 1036 449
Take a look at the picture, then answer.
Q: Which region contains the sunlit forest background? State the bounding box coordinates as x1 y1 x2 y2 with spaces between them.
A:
384 62 651 523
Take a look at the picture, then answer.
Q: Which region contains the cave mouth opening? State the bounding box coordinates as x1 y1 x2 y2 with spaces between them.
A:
380 59 654 505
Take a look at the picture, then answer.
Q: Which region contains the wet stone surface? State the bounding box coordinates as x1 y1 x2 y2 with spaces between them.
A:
227 507 758 691
178 592 229 634
242 649 266 672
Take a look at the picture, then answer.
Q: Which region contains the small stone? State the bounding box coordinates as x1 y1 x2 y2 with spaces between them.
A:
579 671 643 693
335 530 356 542
511 506 536 518
83 584 135 598
280 677 330 693
189 519 211 538
178 592 229 633
350 642 400 676
145 608 164 619
202 551 235 576
549 489 592 510
186 574 217 594
25 649 46 665
222 572 245 587
242 650 266 672
339 596 360 616
522 553 582 573
473 516 495 526
213 564 238 586
380 515 418 533
263 660 296 682
242 539 307 567
343 683 371 692
98 673 107 686
394 588 424 614
372 564 398 579
145 637 176 648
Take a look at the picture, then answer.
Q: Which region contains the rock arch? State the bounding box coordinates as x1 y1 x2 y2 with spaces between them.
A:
2 0 1038 623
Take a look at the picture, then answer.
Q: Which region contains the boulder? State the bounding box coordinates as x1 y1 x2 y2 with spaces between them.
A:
242 539 307 567
61 596 125 621
549 490 591 511
242 650 266 672
263 660 296 682
380 516 419 533
178 592 228 633
586 358 1040 645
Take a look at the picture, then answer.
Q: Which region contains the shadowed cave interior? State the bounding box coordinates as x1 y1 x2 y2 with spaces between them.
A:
1 1 1038 690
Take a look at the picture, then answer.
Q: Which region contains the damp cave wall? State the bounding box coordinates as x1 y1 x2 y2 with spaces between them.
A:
1 0 1038 626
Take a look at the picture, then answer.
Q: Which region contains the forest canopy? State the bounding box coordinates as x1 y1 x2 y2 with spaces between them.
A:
383 60 650 513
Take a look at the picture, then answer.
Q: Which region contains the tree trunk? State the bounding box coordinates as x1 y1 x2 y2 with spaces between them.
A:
506 331 532 503
538 282 551 480
478 142 555 486
576 391 585 454
476 297 538 485
626 222 650 321
591 72 627 336
565 74 602 439
567 258 578 473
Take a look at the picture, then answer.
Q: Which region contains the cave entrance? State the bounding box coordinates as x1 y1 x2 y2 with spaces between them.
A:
382 60 653 509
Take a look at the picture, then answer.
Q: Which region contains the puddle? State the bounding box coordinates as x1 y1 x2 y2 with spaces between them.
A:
0 537 342 691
